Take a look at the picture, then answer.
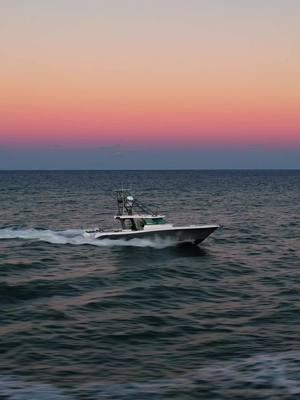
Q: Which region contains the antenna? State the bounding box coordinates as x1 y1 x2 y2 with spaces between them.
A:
114 189 157 216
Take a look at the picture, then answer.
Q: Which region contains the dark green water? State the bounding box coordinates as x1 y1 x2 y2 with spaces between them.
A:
0 170 299 399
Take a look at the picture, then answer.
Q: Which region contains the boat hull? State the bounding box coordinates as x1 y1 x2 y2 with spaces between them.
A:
91 225 219 245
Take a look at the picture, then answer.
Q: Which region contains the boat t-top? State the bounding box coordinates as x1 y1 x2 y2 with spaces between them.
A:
84 189 219 245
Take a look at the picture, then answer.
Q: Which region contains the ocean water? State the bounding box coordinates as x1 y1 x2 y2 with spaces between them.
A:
0 170 299 400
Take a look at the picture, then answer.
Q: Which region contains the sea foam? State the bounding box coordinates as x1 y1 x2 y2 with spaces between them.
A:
0 227 177 249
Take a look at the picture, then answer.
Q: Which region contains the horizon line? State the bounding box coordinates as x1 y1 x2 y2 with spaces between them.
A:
0 168 299 172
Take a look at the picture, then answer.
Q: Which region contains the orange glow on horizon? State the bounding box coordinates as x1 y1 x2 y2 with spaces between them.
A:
1 1 299 150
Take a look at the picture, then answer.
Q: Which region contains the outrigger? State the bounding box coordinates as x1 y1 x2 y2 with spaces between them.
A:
84 189 219 245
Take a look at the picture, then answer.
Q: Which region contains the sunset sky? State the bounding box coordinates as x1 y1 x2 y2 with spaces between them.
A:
0 0 299 168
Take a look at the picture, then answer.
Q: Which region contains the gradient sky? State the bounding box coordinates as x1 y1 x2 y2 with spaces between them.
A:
0 0 299 168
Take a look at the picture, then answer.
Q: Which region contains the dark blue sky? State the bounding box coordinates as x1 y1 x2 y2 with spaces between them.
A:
0 146 299 169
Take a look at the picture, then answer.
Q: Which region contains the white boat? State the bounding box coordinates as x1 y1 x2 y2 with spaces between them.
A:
84 190 219 245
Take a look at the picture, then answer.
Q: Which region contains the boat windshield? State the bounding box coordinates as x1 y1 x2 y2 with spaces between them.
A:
144 217 166 225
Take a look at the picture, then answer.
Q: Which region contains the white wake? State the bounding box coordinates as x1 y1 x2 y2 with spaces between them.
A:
0 227 176 248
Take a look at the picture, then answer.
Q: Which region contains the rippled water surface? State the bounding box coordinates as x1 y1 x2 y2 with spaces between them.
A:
0 170 299 399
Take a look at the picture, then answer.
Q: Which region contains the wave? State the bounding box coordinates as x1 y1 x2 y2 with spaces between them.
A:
83 351 300 398
0 227 177 249
1 351 300 399
0 374 73 400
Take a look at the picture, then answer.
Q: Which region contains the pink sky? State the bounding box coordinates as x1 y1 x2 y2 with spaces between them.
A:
1 1 299 151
